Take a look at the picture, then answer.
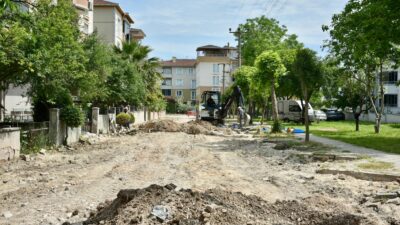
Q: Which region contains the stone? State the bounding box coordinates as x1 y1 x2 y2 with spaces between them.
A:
386 198 400 205
151 205 169 222
39 149 46 155
20 154 31 161
338 174 346 180
204 205 214 213
2 211 13 219
72 209 79 217
374 192 399 201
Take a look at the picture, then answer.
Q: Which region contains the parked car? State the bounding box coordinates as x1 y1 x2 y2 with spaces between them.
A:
324 109 345 121
314 110 327 121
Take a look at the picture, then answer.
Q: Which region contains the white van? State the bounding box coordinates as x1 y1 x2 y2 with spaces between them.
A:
278 100 315 122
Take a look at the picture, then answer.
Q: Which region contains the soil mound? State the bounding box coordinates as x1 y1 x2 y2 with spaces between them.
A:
83 184 366 225
138 120 230 135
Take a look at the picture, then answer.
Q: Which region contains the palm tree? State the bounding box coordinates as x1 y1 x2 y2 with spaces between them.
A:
116 41 164 110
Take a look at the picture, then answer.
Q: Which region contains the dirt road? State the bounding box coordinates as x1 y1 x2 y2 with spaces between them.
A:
0 127 399 224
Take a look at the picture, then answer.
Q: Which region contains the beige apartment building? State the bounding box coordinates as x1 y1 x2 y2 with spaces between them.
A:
160 45 238 105
93 0 134 48
160 58 197 104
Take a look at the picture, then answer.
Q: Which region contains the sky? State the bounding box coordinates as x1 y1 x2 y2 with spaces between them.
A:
114 0 348 60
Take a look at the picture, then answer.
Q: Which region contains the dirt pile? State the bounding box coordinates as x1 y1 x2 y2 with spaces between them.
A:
138 120 230 135
83 184 366 225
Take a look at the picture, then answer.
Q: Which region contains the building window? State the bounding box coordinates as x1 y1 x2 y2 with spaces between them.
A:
191 91 196 100
213 76 220 86
162 78 172 86
176 79 184 86
188 68 194 75
213 64 219 74
176 68 184 75
163 67 172 74
212 88 221 92
162 89 171 96
88 1 93 11
191 80 196 89
176 90 183 97
384 94 398 107
383 71 398 84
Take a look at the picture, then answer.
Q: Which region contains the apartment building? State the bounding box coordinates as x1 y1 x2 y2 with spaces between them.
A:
93 0 134 48
160 58 197 104
159 45 238 105
130 28 146 42
379 69 399 114
73 0 94 35
195 45 238 100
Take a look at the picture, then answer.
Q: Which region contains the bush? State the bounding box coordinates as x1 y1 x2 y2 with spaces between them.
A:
128 112 135 124
176 103 191 114
60 106 84 127
116 113 131 126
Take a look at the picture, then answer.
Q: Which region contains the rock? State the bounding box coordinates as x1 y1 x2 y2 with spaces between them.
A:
20 154 31 162
204 205 214 213
386 198 400 205
72 209 79 217
338 174 346 180
164 183 177 191
21 202 28 207
2 211 13 219
39 149 47 155
374 192 399 201
151 205 169 222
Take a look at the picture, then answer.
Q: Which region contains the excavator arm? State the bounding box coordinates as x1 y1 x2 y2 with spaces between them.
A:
218 86 245 120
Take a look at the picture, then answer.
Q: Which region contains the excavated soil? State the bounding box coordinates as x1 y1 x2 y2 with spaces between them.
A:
83 184 365 225
138 120 231 135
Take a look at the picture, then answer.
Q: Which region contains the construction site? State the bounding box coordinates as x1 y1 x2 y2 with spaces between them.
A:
0 116 399 225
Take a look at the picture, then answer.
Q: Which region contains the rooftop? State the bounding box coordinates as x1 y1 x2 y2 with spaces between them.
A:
94 0 134 23
161 59 196 67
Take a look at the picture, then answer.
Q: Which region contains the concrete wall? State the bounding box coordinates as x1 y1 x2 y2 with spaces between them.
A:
347 112 400 123
49 109 82 146
0 128 20 161
93 7 115 45
98 115 109 134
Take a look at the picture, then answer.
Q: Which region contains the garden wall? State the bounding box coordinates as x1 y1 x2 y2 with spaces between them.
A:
358 112 400 123
0 128 20 161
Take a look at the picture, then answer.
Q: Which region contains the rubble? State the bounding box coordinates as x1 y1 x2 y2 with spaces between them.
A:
138 120 231 135
82 184 367 225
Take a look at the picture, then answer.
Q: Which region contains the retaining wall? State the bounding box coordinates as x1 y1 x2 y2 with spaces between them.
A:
0 128 20 161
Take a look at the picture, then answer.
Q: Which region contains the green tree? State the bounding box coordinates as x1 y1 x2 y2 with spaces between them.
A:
255 51 286 132
324 0 400 133
292 48 324 142
335 71 370 132
239 16 303 66
27 0 87 120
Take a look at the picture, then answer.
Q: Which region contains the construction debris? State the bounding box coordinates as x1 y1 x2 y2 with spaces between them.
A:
316 169 400 182
138 120 231 135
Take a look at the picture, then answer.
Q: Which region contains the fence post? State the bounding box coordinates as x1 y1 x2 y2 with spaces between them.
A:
92 107 100 135
49 108 61 146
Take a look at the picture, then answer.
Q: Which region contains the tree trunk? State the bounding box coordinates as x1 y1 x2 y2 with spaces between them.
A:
261 104 267 125
354 112 360 132
248 101 253 125
304 92 310 142
375 63 384 134
270 80 279 122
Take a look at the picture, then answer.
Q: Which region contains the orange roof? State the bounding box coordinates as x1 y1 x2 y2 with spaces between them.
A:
162 59 196 67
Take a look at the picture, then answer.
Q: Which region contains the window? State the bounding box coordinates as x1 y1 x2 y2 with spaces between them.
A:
191 91 196 100
176 90 183 97
384 94 398 107
212 88 221 92
162 89 171 96
213 76 220 86
163 67 172 75
162 78 172 86
88 1 93 11
191 80 196 89
383 71 398 84
188 68 194 75
176 79 184 86
213 64 219 74
289 105 301 112
176 68 184 75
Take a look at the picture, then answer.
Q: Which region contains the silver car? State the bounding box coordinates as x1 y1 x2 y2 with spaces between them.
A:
314 110 327 121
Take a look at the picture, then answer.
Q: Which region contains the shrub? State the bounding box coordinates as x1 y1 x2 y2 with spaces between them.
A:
128 112 135 124
60 106 84 127
116 113 131 126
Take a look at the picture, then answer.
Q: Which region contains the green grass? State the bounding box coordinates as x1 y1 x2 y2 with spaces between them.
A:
283 120 400 154
253 117 400 154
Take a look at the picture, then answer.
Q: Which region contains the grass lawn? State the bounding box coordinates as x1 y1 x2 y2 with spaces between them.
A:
284 120 400 154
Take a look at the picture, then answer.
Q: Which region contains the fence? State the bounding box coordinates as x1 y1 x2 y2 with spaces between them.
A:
0 128 21 161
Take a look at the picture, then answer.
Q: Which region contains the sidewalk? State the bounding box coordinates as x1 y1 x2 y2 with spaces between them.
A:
296 134 400 169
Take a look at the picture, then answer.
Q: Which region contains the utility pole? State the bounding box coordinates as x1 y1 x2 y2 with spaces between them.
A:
229 26 243 67
218 63 227 95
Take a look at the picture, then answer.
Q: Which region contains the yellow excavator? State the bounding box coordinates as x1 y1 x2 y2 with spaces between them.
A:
197 86 250 126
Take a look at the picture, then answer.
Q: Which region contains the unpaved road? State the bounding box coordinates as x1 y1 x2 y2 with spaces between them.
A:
0 130 399 224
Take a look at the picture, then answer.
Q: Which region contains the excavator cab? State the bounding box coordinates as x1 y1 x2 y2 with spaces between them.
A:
198 91 222 121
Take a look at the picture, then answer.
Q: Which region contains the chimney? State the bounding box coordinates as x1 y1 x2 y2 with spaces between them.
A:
172 57 177 63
